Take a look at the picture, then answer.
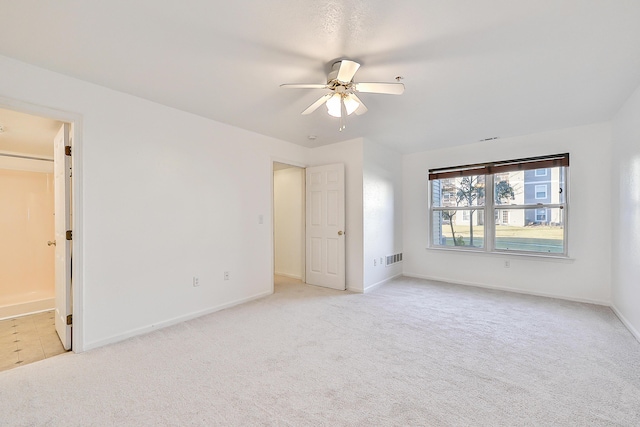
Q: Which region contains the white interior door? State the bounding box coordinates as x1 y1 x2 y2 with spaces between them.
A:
305 163 346 290
54 123 72 350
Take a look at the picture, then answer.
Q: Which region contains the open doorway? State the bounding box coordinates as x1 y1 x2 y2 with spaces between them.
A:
272 161 347 292
0 107 72 371
273 162 305 290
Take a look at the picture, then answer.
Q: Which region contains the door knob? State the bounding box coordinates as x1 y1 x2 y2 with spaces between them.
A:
47 240 56 246
338 231 344 236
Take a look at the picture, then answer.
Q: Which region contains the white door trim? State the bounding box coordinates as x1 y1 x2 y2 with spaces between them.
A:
0 96 84 353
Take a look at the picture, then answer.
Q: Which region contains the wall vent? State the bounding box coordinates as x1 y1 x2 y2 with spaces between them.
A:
385 252 403 267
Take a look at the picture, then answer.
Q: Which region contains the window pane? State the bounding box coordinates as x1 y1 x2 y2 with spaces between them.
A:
431 176 485 208
432 209 484 248
494 208 564 253
431 210 447 246
494 167 565 206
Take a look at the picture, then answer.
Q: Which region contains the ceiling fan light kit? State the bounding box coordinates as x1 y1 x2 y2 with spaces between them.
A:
326 93 359 118
281 59 404 130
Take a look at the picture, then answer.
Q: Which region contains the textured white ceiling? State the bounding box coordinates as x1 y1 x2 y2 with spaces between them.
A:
1 1 639 154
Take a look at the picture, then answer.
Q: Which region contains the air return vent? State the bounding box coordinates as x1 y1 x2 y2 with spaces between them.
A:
385 253 403 267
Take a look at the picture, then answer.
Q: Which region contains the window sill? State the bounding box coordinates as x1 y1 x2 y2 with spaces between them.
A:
425 246 575 262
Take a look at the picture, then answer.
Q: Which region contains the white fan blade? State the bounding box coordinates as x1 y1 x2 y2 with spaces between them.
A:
337 60 361 83
355 82 405 95
280 84 328 89
302 94 332 115
350 94 368 115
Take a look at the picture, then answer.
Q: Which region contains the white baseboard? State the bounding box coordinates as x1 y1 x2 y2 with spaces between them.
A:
274 272 303 280
83 290 272 352
402 272 610 306
0 297 55 321
610 304 640 343
364 274 403 293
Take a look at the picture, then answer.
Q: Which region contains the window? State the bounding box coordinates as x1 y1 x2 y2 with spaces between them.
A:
429 153 568 255
535 168 548 177
431 175 485 248
442 192 455 205
535 184 547 199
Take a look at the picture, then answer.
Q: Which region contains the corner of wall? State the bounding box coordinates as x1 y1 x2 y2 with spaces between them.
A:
610 304 640 344
610 80 640 340
362 139 404 288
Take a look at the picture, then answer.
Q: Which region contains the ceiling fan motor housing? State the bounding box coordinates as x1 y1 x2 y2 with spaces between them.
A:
328 61 353 88
328 61 341 82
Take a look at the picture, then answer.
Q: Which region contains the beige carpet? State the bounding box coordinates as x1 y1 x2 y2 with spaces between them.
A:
1 276 639 426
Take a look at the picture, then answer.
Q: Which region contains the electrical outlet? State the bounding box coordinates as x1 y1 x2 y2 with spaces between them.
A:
380 257 383 265
504 260 510 268
374 259 377 266
224 271 230 280
193 276 200 287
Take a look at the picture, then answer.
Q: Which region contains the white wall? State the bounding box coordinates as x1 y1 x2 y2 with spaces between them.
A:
611 83 640 340
0 54 309 350
307 138 364 292
363 139 403 291
0 168 55 317
273 167 304 280
0 156 53 173
403 123 612 304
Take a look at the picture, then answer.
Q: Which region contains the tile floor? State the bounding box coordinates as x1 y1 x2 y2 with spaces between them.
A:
0 310 66 372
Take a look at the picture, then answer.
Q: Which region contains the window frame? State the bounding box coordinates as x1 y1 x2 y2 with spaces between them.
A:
428 154 569 258
535 208 547 222
534 184 548 199
535 168 548 177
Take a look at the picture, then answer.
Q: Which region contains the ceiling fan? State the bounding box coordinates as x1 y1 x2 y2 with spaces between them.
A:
280 60 404 131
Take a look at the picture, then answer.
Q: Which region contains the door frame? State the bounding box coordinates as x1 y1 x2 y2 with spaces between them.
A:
0 96 84 352
271 158 307 291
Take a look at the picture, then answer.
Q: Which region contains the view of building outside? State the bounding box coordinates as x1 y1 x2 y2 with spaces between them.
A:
431 167 565 253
